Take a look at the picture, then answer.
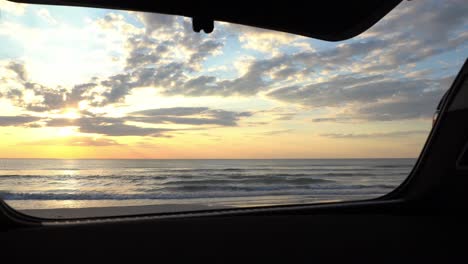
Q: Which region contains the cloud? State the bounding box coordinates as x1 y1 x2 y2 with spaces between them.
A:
36 107 252 137
155 37 408 98
274 113 296 121
0 116 41 126
135 12 177 34
99 73 132 105
1 1 466 126
222 23 300 54
1 61 86 112
311 118 348 123
253 107 301 121
221 1 466 123
1 1 27 16
22 137 121 146
405 69 434 79
41 116 171 137
262 129 294 136
267 74 452 121
267 75 399 107
364 0 468 42
189 40 224 66
246 121 270 126
129 107 252 126
2 12 227 112
78 117 172 137
124 35 166 70
356 0 468 73
161 55 294 97
37 8 57 25
350 76 454 121
352 93 442 121
80 123 170 137
161 14 465 98
95 13 139 34
131 107 210 116
25 85 69 112
6 62 28 82
32 114 163 137
321 130 428 139
95 16 224 102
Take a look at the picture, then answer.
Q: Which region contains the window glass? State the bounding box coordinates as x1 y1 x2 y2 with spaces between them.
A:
0 0 466 218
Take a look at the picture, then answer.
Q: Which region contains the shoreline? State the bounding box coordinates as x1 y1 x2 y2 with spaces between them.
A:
21 203 231 219
12 194 375 219
18 197 349 219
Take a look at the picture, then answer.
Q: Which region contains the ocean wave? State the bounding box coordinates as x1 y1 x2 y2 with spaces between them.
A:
221 168 244 171
127 167 388 173
322 172 375 177
373 165 413 168
0 159 413 206
140 168 246 172
0 173 406 186
0 185 395 201
0 174 169 181
162 177 334 186
0 172 382 179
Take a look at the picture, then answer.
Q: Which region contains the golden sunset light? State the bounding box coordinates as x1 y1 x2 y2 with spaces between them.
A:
1 0 461 160
62 108 81 119
0 0 466 214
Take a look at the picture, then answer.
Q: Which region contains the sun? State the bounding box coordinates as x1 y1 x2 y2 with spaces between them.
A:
62 108 81 119
54 108 80 137
57 127 77 137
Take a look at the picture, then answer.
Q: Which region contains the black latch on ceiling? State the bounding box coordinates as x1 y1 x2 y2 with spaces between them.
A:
192 17 214 34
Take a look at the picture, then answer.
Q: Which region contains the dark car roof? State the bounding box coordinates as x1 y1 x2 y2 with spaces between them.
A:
9 0 402 41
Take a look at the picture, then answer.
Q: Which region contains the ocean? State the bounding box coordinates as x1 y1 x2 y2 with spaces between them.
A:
0 159 415 211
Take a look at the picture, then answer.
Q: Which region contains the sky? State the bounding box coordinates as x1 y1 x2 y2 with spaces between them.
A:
0 0 467 159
